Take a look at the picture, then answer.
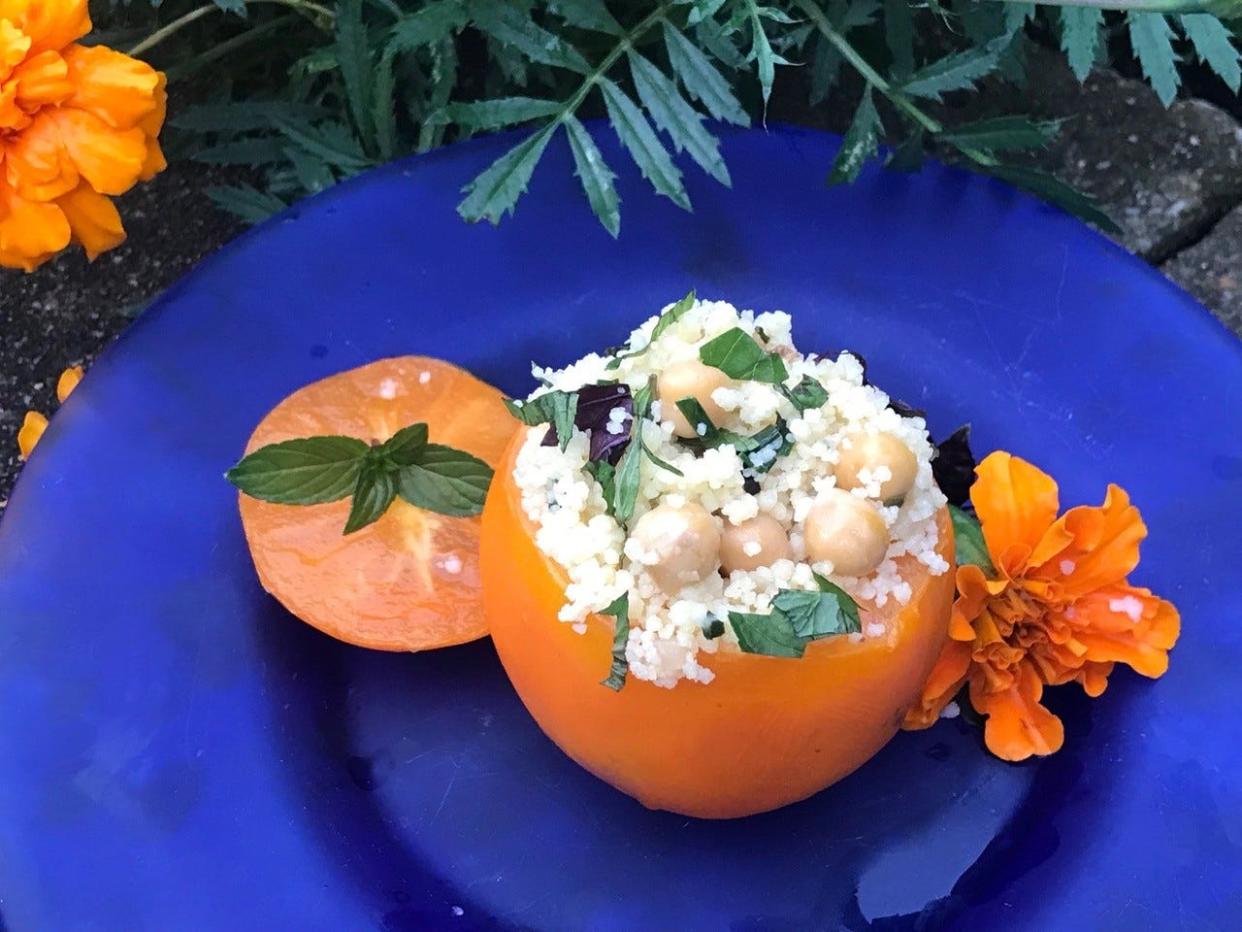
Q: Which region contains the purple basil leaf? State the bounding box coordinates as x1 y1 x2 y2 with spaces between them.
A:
579 382 633 464
933 424 976 507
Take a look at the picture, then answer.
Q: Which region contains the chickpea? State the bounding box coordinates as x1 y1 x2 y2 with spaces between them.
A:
803 489 889 577
835 432 918 502
719 514 793 574
657 360 733 439
631 503 721 593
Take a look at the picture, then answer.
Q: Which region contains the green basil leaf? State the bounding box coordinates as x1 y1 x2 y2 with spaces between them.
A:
674 400 792 474
608 289 696 369
505 390 579 451
600 592 631 690
675 396 719 440
772 575 861 639
343 453 398 534
226 435 369 504
780 376 829 412
729 610 806 658
641 442 684 476
396 444 493 517
611 379 654 523
585 459 616 508
950 504 995 574
379 422 428 466
699 327 789 383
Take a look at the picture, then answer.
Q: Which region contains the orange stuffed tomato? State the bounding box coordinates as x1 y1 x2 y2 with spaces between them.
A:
482 296 957 819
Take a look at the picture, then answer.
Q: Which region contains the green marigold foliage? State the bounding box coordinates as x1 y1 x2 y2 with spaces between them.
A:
138 0 1242 233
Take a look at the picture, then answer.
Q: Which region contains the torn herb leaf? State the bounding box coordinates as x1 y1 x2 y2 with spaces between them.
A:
674 397 792 475
729 610 807 658
611 378 655 522
575 382 633 465
601 592 631 690
701 616 726 639
699 327 788 383
607 289 696 369
507 390 578 452
772 576 862 639
780 375 829 412
949 504 995 574
933 424 976 507
585 459 617 507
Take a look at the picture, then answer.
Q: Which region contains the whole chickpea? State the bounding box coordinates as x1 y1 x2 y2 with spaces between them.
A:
803 489 889 577
657 360 733 439
835 432 918 502
719 514 793 574
631 503 721 593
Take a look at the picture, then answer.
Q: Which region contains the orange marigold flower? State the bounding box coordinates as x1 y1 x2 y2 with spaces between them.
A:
0 0 165 271
903 451 1180 761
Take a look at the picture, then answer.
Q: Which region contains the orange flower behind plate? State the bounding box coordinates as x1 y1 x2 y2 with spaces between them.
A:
903 451 1180 761
0 0 165 271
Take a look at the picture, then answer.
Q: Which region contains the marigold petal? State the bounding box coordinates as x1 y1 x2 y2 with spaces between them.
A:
56 364 83 401
1070 584 1180 679
0 0 91 54
62 45 160 129
970 662 1064 761
1075 661 1113 698
17 410 48 458
138 136 165 182
12 48 72 108
0 77 27 131
0 182 69 270
0 18 31 74
971 451 1060 577
49 107 147 196
56 181 123 259
4 109 79 200
1043 485 1146 599
138 70 166 137
902 639 972 730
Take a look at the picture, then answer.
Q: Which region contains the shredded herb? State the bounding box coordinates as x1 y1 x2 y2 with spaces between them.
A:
585 459 616 507
601 592 631 690
949 504 995 574
505 391 578 452
673 397 792 475
610 378 656 523
606 289 696 369
701 616 726 639
699 327 788 384
227 422 493 534
727 574 862 657
780 376 829 412
933 424 976 507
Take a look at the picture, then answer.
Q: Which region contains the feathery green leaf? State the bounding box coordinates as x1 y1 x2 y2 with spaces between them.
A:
439 97 564 130
600 79 691 211
1128 11 1180 107
628 52 730 186
1059 6 1103 83
388 0 467 53
469 0 590 74
987 164 1120 234
663 22 749 125
335 0 374 152
1178 14 1240 93
809 32 841 106
565 116 621 237
828 86 881 185
884 0 914 79
458 125 557 224
207 185 287 224
939 116 1062 152
902 31 1014 102
549 0 623 35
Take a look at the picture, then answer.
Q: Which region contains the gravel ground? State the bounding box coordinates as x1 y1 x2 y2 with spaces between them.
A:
3 63 1242 514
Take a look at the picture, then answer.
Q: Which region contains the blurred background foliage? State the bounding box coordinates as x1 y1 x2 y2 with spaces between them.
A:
92 0 1242 234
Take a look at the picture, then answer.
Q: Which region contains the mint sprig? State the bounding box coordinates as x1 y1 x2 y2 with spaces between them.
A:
673 397 792 475
949 504 995 575
227 422 494 534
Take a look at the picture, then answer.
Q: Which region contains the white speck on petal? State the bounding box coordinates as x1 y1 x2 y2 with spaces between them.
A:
1059 559 1076 575
378 378 398 399
1108 595 1144 623
441 554 462 575
419 371 432 385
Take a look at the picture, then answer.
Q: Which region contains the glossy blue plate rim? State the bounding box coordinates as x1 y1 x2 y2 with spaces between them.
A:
1 123 1239 931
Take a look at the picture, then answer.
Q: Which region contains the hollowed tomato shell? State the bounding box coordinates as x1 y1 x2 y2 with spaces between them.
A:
482 433 956 819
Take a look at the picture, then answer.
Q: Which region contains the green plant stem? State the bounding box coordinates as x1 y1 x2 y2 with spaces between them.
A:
551 2 676 130
986 0 1237 12
127 0 335 58
792 0 997 167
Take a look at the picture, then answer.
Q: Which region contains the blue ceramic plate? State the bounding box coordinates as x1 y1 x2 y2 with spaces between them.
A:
2 125 1240 931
